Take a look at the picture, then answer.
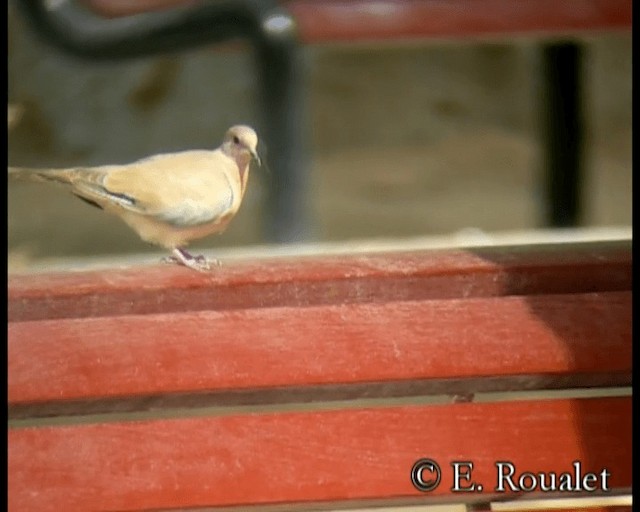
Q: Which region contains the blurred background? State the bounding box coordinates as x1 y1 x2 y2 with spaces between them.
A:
8 1 631 272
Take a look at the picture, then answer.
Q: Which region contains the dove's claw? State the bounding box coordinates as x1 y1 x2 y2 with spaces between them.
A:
163 248 217 272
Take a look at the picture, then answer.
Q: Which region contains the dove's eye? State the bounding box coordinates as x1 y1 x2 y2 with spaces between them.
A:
233 136 240 144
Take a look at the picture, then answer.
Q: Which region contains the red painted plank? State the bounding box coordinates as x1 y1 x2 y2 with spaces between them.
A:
8 397 632 511
8 292 631 412
81 0 632 41
8 243 632 321
287 0 633 43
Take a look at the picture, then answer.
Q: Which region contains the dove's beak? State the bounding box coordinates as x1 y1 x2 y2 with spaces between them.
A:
251 149 261 167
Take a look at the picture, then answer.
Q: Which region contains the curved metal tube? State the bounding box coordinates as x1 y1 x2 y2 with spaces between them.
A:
14 0 294 61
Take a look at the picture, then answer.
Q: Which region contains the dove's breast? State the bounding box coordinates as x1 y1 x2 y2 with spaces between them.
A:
117 209 238 248
102 150 246 248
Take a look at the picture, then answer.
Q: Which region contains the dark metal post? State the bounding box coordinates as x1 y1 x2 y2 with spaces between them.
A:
541 42 584 227
255 12 311 242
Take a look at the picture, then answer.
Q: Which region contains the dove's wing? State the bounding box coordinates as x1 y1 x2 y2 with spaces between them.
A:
70 150 239 228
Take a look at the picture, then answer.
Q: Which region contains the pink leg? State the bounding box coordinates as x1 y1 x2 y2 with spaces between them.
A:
161 248 220 272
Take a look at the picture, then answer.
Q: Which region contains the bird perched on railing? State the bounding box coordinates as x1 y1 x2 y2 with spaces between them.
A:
9 125 261 272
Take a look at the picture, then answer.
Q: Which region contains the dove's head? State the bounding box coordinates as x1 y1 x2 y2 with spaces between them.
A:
222 125 261 168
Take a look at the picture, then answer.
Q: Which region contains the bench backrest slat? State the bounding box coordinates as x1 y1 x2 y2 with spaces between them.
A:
81 0 633 42
8 242 631 322
9 291 631 418
9 397 631 511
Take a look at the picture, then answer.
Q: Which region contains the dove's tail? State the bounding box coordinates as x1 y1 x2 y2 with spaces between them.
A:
9 167 76 185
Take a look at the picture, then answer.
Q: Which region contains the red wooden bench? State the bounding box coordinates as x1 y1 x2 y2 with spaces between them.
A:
8 240 631 511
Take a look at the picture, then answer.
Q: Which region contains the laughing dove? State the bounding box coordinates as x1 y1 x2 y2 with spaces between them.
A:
9 125 261 271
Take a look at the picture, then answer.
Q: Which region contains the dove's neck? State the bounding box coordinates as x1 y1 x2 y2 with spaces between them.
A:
236 157 251 197
221 144 251 197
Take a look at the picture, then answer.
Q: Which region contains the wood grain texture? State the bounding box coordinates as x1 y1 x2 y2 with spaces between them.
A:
9 291 631 416
8 397 631 511
8 242 631 322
